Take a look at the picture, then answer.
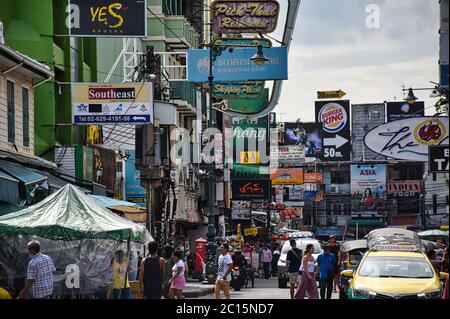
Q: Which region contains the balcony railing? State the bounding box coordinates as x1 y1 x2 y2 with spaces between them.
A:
170 81 197 108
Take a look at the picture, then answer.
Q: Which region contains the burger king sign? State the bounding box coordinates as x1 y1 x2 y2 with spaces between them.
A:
315 100 351 161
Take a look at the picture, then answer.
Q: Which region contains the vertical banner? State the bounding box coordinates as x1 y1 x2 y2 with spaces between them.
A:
315 100 350 161
125 150 147 206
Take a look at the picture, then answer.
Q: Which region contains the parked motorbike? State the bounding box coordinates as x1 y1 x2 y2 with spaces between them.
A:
230 265 244 291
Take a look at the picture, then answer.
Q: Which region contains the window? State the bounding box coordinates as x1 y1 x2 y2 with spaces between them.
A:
22 88 29 147
7 80 15 143
330 171 350 184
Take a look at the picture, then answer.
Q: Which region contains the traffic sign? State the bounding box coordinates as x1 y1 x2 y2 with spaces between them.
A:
429 145 449 173
317 89 346 99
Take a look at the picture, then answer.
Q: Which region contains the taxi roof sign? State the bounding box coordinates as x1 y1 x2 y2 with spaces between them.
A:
372 244 420 252
287 231 314 238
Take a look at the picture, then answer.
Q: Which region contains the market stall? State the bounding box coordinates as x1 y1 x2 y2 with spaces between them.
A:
0 184 152 298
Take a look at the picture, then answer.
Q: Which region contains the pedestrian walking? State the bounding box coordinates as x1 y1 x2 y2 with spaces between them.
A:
285 239 303 299
215 243 233 299
168 250 185 299
317 244 336 299
139 241 165 299
262 245 272 279
294 244 319 299
328 235 340 292
18 240 56 299
271 250 280 277
111 249 132 299
136 251 143 279
162 245 174 298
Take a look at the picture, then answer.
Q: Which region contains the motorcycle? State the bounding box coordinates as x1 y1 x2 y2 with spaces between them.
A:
230 265 244 291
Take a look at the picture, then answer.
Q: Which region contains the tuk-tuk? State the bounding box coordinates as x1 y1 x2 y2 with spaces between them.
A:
339 239 368 299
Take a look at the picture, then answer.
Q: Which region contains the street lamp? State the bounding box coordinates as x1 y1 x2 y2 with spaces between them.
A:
404 87 418 105
203 39 269 284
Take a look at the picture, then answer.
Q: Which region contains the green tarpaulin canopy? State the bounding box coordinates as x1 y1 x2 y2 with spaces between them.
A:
0 184 152 243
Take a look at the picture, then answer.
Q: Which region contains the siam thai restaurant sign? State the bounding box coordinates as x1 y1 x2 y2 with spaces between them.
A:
212 0 280 34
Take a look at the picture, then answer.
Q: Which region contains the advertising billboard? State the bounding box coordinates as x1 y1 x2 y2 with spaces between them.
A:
387 180 421 199
212 0 280 34
270 169 304 185
429 145 449 173
232 180 270 200
231 200 251 220
284 123 322 157
72 83 153 125
364 117 449 161
269 145 305 166
351 164 387 215
125 150 146 206
303 172 323 183
386 101 424 122
187 46 288 83
69 0 147 37
315 100 351 161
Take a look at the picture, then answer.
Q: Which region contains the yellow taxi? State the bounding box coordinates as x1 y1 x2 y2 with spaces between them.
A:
342 246 448 299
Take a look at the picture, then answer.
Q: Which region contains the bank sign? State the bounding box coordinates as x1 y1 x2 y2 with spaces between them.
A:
187 46 288 83
72 83 153 125
364 117 449 161
69 0 147 37
212 0 280 34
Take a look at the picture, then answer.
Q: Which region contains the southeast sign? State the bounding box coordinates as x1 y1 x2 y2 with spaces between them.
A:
72 83 153 125
364 117 449 161
212 0 280 34
69 0 147 37
187 46 288 83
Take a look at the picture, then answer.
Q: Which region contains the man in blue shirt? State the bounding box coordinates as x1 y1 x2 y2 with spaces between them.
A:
317 244 336 299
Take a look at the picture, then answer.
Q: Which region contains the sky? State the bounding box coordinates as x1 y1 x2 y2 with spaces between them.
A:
273 0 441 122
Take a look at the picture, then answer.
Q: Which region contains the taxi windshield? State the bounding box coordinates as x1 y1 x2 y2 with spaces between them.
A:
359 256 434 278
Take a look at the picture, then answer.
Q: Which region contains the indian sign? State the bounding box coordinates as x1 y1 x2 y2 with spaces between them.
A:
364 117 449 161
212 0 280 34
387 180 421 198
69 0 147 37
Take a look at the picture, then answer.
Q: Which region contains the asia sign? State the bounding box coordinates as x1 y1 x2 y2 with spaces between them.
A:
72 83 153 125
212 0 280 34
232 180 270 200
429 145 449 173
270 169 304 185
284 123 322 158
316 100 350 161
386 101 424 122
187 46 288 83
351 164 387 214
69 0 147 37
364 117 449 161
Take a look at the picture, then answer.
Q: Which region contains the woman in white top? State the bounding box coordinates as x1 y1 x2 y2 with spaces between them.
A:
168 250 185 299
294 244 319 299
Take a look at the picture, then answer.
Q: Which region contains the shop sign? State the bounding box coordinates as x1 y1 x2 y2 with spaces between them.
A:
270 145 306 166
232 180 270 200
240 151 260 164
212 0 280 34
387 180 421 198
270 169 304 185
232 200 251 219
69 0 147 37
429 145 449 173
364 117 449 161
303 172 323 183
244 227 258 236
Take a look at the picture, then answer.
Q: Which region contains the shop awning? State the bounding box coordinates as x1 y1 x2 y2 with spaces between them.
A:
231 164 269 180
0 170 21 205
347 219 385 226
0 160 47 186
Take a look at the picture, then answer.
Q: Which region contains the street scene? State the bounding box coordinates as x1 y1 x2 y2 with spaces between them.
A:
0 0 449 303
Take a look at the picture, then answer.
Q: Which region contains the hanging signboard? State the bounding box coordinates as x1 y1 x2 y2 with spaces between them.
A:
387 180 421 198
364 117 449 161
232 180 270 200
429 144 449 173
270 145 306 166
386 101 424 122
69 0 147 37
284 123 322 158
315 100 351 161
125 150 146 206
212 0 280 34
72 83 153 125
270 169 304 185
187 47 288 83
217 89 270 115
303 172 323 183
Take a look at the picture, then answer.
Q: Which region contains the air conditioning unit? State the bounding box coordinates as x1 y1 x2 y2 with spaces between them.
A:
327 216 337 225
329 184 339 194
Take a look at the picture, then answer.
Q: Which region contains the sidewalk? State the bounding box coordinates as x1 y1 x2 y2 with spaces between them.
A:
184 280 215 298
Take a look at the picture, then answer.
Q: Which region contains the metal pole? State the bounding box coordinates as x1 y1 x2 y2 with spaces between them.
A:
204 28 217 284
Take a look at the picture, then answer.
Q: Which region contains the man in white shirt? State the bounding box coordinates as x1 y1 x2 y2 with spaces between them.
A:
215 243 233 299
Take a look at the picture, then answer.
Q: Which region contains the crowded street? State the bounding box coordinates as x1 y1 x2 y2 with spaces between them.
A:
0 0 449 308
